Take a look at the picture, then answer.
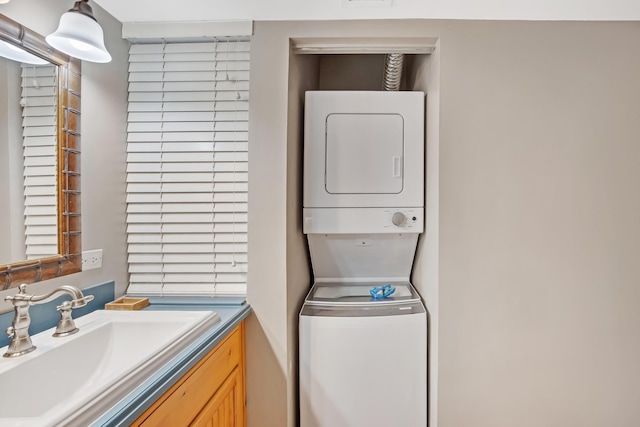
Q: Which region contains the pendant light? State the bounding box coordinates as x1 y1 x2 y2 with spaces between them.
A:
46 0 111 63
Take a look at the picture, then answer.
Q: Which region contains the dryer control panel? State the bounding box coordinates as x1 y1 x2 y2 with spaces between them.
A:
387 209 421 228
303 207 424 234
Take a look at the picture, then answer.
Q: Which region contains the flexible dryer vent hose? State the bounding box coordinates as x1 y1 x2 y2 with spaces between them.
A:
382 53 404 91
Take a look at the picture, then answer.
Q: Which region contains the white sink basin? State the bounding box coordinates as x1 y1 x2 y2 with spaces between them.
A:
0 309 220 426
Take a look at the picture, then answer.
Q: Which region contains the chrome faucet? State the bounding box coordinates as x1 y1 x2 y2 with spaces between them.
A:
3 284 94 358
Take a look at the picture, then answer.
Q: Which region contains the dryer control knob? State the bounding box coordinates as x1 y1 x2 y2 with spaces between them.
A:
392 212 406 227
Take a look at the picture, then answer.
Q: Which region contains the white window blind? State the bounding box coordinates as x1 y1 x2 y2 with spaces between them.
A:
126 40 249 296
21 64 59 260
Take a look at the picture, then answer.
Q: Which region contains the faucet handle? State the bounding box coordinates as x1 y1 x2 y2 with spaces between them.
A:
53 301 79 337
51 293 93 338
70 294 94 308
6 326 15 339
56 300 73 312
4 284 32 304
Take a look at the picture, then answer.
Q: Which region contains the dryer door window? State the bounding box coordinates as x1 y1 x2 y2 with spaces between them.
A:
325 113 404 194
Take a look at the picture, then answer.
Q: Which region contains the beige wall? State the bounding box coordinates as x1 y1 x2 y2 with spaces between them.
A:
286 52 317 424
247 19 442 427
0 58 23 263
0 0 129 309
248 19 640 427
437 20 640 427
245 22 292 427
411 44 441 427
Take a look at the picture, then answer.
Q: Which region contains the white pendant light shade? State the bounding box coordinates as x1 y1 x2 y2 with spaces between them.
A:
0 40 48 65
46 0 111 63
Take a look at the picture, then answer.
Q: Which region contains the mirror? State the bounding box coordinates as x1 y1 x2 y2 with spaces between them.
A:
0 14 81 289
1 58 58 264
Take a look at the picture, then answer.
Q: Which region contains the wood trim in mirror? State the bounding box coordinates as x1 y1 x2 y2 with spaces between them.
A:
0 14 82 290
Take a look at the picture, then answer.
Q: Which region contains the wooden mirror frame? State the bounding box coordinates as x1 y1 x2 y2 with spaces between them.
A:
0 14 81 289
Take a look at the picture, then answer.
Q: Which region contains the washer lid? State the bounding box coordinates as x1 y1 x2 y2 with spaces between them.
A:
306 281 421 305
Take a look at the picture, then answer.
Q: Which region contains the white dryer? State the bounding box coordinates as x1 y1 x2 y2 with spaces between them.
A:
300 90 427 427
303 90 424 210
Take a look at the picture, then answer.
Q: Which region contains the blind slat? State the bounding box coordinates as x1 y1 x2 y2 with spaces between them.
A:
21 64 58 260
126 40 249 296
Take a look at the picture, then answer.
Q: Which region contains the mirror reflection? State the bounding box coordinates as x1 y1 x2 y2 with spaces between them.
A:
0 13 82 288
0 55 58 265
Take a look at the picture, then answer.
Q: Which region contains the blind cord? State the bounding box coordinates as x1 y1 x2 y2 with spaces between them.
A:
231 39 238 269
160 39 167 296
212 39 219 288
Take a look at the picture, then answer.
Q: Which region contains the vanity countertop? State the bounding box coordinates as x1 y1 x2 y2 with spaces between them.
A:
89 296 251 427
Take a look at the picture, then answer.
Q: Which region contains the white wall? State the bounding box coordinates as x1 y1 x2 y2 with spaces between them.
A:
95 0 640 24
0 0 129 310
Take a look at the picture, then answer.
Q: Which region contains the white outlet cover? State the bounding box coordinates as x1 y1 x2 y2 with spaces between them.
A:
82 249 103 270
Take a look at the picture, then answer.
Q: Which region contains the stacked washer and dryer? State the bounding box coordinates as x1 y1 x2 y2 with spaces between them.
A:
299 91 427 427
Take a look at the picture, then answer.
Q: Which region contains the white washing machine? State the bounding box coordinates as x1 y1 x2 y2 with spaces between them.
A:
299 282 427 427
300 91 427 427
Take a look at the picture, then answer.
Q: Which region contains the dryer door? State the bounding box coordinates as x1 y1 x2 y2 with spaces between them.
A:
325 113 404 195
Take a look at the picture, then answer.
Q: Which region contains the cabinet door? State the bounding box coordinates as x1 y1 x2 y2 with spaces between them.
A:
133 323 245 427
190 366 245 427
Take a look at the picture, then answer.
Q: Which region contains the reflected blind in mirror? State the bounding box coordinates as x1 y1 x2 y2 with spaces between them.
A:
125 40 249 296
22 64 58 260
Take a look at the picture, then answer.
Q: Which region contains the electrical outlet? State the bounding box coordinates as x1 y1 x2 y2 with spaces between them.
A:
82 249 103 270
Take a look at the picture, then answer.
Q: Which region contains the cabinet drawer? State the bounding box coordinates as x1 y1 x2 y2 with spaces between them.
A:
134 324 244 427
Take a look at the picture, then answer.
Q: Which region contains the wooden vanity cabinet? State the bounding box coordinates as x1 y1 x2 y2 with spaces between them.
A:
131 322 246 427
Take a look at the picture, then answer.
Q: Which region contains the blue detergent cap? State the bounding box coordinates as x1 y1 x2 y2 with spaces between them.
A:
370 284 396 299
